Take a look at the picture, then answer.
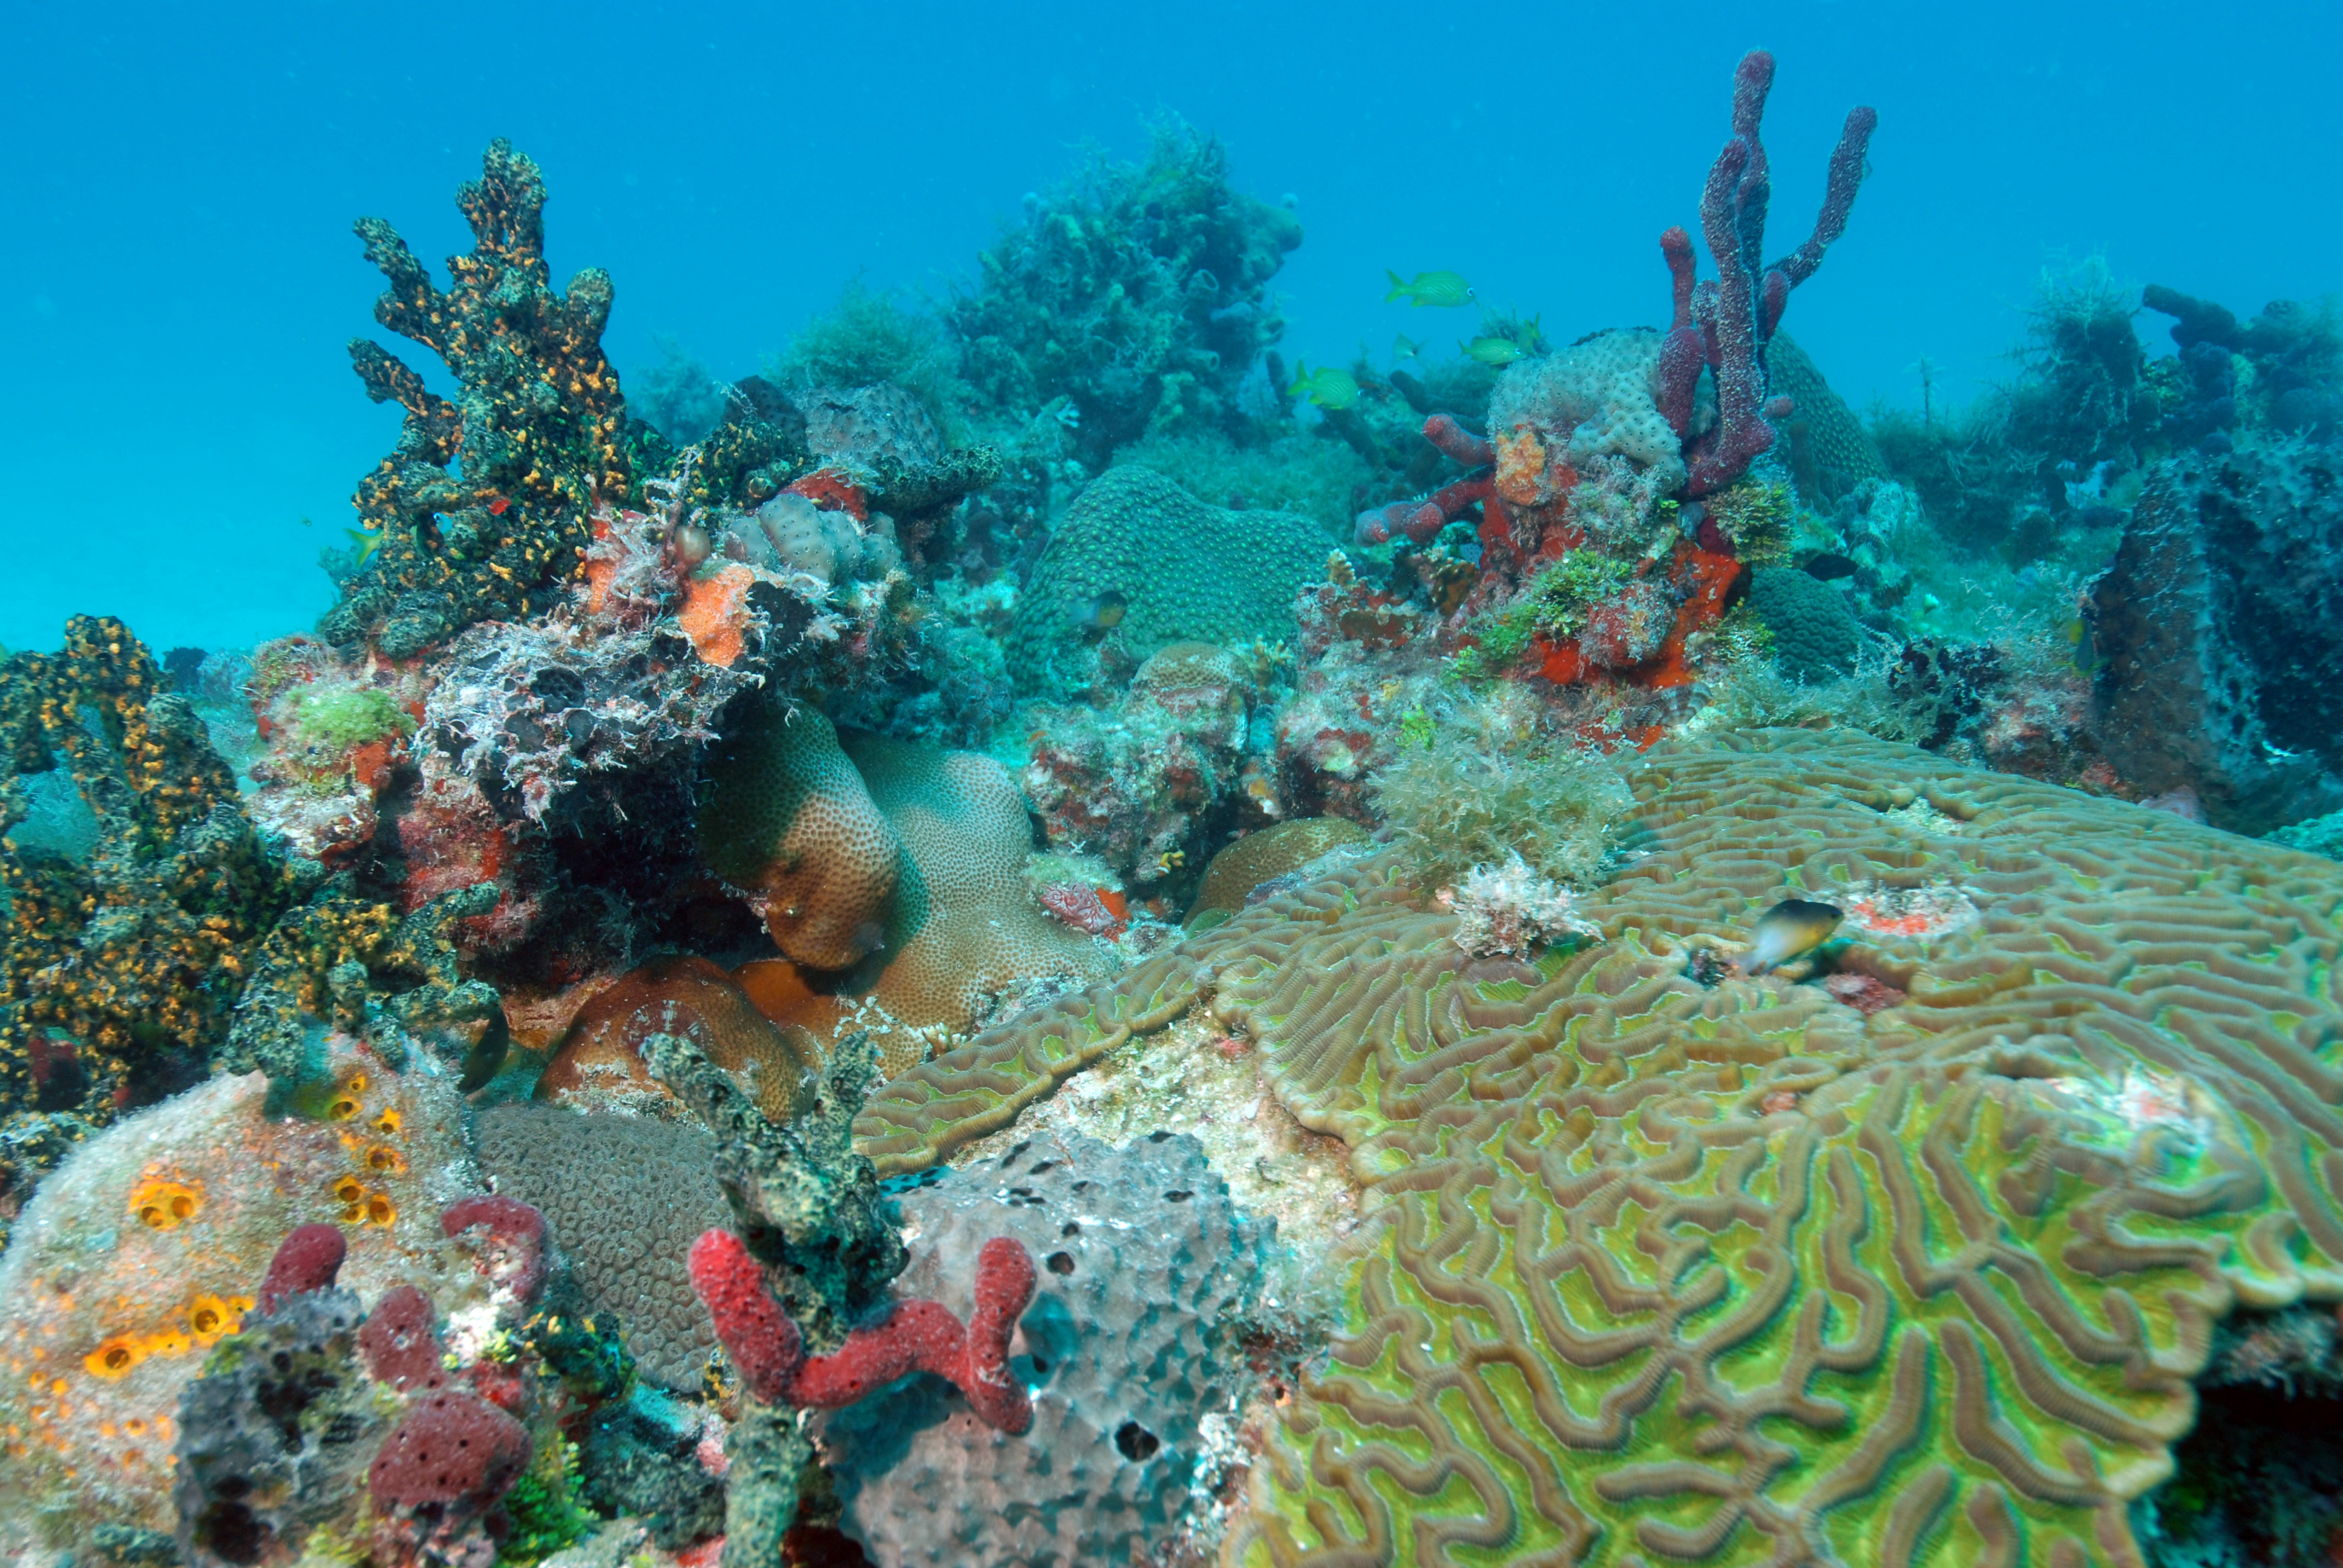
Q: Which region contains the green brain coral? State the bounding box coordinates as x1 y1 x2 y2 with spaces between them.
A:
1007 465 1332 693
856 727 2343 1567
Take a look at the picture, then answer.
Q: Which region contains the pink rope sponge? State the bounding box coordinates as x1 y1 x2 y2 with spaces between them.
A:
688 1226 1039 1433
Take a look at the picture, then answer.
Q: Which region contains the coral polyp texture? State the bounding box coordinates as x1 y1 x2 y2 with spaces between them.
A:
858 727 2343 1567
323 139 631 659
1006 465 1332 693
700 704 903 970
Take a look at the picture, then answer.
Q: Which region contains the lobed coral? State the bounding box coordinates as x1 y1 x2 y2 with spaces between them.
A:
859 726 2343 1566
322 141 631 659
1 617 308 1126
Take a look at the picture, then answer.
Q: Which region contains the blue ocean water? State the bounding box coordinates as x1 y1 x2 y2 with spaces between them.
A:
2 0 2333 653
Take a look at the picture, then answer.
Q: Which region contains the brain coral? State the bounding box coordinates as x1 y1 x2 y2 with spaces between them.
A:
0 1044 476 1538
475 1104 729 1391
1188 816 1373 929
1007 466 1332 693
856 727 2343 1567
700 704 903 970
1488 328 1688 496
1748 564 1864 684
1767 332 1887 511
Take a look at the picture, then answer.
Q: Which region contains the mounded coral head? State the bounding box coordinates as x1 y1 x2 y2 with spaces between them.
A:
1006 466 1329 695
1489 328 1689 495
700 704 903 970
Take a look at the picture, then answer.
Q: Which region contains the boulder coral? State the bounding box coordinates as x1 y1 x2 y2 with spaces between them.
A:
859 727 2343 1567
699 705 903 971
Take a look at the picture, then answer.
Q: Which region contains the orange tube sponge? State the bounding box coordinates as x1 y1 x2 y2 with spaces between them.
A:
700 705 903 970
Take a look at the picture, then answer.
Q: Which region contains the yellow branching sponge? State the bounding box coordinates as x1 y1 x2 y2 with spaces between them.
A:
856 727 2343 1567
0 1042 476 1541
701 704 903 970
845 734 1113 1075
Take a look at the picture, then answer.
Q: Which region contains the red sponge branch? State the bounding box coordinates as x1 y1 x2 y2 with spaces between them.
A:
442 1194 549 1301
688 1227 1038 1433
1421 413 1494 468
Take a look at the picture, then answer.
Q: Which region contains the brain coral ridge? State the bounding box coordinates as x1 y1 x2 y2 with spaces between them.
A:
856 727 2343 1567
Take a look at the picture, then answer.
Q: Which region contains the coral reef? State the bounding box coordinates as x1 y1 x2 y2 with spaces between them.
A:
1187 815 1372 930
1746 563 1864 683
700 704 903 971
820 1131 1282 1567
1006 465 1332 694
1021 639 1277 892
860 726 2343 1566
476 1104 730 1391
0 1041 474 1537
323 141 630 659
531 954 821 1123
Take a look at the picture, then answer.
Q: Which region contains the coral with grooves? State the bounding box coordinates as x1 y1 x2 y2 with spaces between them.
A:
1187 815 1373 930
477 1105 732 1390
1006 465 1332 694
1746 563 1864 683
857 726 2343 1566
1 617 307 1126
321 140 631 659
698 704 903 970
1766 331 1888 509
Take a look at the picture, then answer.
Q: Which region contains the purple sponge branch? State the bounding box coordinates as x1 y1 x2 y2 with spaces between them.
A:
1660 49 1878 497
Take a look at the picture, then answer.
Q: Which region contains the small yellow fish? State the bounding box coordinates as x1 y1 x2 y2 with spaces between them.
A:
346 525 386 567
1073 590 1128 632
2064 615 2103 677
1386 269 1475 308
1393 333 1424 360
1287 362 1361 411
1736 898 1843 976
1465 336 1532 368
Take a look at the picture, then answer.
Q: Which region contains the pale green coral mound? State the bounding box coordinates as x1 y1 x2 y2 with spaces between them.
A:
1006 465 1331 693
1367 687 1633 889
1116 430 1368 538
282 685 415 752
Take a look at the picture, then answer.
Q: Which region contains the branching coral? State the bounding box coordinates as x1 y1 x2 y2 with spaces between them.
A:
1 618 309 1123
321 140 631 659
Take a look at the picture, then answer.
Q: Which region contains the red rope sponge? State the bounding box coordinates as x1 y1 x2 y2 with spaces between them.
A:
687 1227 1039 1433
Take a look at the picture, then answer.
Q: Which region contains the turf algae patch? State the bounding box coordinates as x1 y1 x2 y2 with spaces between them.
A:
854 728 2343 1566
